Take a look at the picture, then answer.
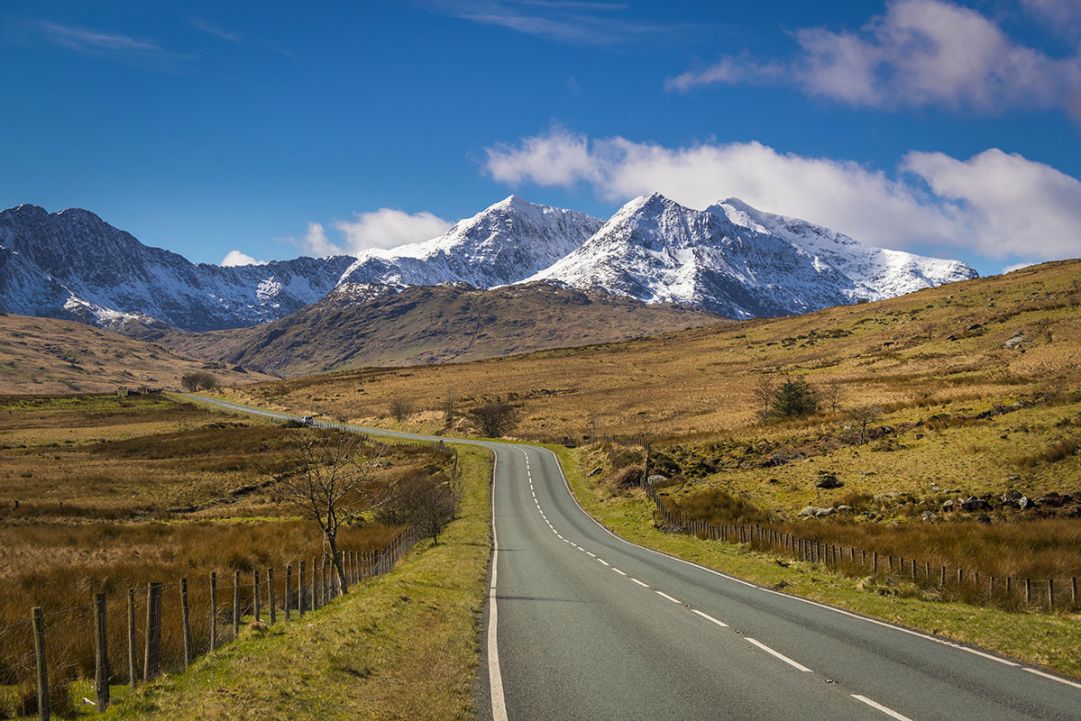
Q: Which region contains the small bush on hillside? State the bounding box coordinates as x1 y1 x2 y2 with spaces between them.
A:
180 370 219 392
769 378 818 419
467 398 518 437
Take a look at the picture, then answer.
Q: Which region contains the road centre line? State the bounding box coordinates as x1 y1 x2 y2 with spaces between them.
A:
745 638 813 672
691 609 728 628
851 695 915 721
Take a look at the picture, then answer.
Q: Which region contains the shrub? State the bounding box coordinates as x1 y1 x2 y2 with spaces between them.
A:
770 378 818 418
180 371 218 392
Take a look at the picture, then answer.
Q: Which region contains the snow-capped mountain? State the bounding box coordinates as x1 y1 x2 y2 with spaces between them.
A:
338 195 603 288
0 204 354 330
527 194 977 318
0 194 977 333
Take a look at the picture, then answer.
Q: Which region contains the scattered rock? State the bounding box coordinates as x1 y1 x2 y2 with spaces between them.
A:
588 466 603 477
946 334 958 341
1007 474 1021 482
1003 331 1025 349
647 474 668 485
914 433 925 440
941 499 956 512
921 511 938 522
798 506 836 518
816 471 843 489
1019 496 1034 510
960 496 991 512
768 477 780 485
1037 493 1067 508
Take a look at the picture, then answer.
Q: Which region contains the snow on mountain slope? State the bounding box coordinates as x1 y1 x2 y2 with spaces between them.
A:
527 194 978 318
0 204 354 331
338 195 603 288
709 198 977 301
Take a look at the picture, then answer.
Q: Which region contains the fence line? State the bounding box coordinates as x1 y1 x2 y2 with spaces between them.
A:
640 478 1079 614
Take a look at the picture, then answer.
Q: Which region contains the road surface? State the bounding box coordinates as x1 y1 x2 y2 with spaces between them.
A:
188 395 1081 721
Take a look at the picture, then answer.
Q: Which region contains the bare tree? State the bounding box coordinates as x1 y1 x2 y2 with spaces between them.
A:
278 432 386 594
752 376 776 419
823 380 844 413
468 398 518 437
848 406 884 445
442 389 458 426
389 398 413 423
378 470 457 544
920 321 935 341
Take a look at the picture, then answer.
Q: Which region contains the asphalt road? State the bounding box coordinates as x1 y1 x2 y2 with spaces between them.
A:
188 395 1081 721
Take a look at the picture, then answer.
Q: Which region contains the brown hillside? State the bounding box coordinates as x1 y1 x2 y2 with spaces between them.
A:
236 260 1081 442
158 281 721 375
0 314 272 394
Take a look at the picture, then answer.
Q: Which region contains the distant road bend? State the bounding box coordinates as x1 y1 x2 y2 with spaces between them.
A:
189 395 1081 721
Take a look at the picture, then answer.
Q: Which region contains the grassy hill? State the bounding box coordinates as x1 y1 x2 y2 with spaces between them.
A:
0 314 271 394
238 260 1081 443
155 282 720 376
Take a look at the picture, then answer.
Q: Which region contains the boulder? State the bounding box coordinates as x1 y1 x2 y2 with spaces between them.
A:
921 511 938 522
1037 493 1067 508
798 506 836 518
816 471 843 489
1003 331 1025 349
941 499 956 512
588 466 603 477
960 496 991 512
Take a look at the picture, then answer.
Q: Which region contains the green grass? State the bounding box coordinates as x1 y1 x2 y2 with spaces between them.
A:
552 445 1081 681
91 444 491 721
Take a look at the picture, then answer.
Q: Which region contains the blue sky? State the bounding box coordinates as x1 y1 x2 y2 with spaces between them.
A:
2 0 1080 275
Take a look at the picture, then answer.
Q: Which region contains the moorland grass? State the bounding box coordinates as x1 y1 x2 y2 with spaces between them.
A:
554 444 1081 680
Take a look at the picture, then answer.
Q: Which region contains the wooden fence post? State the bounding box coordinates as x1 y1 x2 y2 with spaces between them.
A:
1025 577 1032 604
299 561 307 615
143 582 162 681
1047 579 1055 610
94 593 110 711
311 556 318 609
267 568 276 625
209 571 218 651
940 566 946 587
321 556 328 604
127 588 138 688
1006 576 1013 598
254 570 261 623
32 607 48 721
1072 577 1078 608
232 571 241 638
180 578 193 668
285 564 293 621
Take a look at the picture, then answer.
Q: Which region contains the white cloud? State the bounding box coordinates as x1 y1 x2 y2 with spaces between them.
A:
666 0 1081 122
220 250 266 267
38 21 162 54
1022 0 1081 36
1002 261 1037 274
483 128 1081 261
296 211 450 256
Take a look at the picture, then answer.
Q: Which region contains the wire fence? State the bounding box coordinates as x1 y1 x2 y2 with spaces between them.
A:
642 478 1080 614
2 529 429 720
1 428 462 720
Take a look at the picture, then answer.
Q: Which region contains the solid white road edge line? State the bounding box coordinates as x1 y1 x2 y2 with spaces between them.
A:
850 694 914 721
744 638 813 672
488 451 508 721
1023 667 1081 689
537 446 1046 677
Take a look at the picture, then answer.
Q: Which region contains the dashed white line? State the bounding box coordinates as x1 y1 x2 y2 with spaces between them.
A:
586 551 597 558
631 578 650 588
655 590 681 604
691 609 728 628
745 638 813 672
611 568 627 576
597 558 610 566
851 695 914 721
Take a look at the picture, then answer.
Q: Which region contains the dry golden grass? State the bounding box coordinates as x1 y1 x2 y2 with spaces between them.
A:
234 260 1081 443
0 314 273 396
0 395 454 717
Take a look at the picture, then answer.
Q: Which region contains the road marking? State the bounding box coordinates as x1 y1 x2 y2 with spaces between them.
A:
631 578 650 588
611 568 627 576
487 452 508 721
1023 667 1081 689
851 695 914 721
597 558 610 566
655 590 681 604
586 551 597 558
537 445 1032 675
692 609 728 628
745 638 812 672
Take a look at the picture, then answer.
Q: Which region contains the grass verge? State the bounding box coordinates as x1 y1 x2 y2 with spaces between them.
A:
552 445 1081 681
97 444 491 721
